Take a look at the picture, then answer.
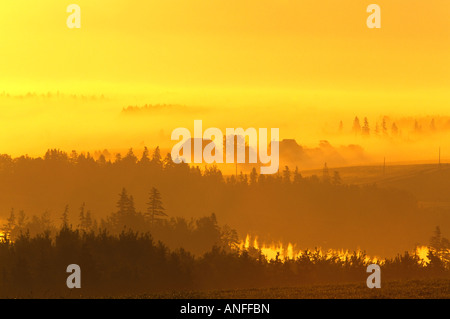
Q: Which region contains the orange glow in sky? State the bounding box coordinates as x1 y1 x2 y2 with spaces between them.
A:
0 1 449 159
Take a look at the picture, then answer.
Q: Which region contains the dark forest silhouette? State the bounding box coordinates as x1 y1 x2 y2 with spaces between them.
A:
0 147 449 256
2 187 235 257
0 221 448 298
0 148 449 297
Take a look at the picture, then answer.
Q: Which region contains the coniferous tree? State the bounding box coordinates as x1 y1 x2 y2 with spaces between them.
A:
429 226 450 264
332 171 342 185
163 153 175 170
352 117 361 135
427 226 450 269
382 117 388 136
117 188 129 215
147 187 167 226
140 146 150 164
151 147 162 167
69 150 78 164
16 210 27 234
249 167 258 185
362 117 370 135
127 195 137 215
430 118 436 132
283 166 291 183
98 154 106 165
85 211 93 231
124 148 137 164
79 203 86 231
238 171 248 185
391 122 399 136
61 205 69 229
414 120 421 133
293 166 302 184
113 188 140 231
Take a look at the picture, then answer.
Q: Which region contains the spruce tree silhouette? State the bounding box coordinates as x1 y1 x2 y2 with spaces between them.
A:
151 146 162 168
293 166 302 184
249 167 258 185
140 146 150 164
282 166 291 183
352 116 361 135
147 187 167 226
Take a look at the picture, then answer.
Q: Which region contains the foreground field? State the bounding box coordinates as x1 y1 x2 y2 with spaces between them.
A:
137 279 450 299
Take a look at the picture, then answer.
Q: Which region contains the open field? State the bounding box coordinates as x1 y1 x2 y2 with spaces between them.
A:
134 279 450 299
301 163 444 185
302 163 450 203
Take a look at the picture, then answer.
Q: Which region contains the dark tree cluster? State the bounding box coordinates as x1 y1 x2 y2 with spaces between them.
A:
0 224 448 298
344 116 445 138
1 187 237 257
0 146 439 257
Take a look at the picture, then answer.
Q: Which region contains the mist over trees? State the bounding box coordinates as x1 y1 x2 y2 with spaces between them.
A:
0 147 448 256
340 115 450 138
2 186 235 257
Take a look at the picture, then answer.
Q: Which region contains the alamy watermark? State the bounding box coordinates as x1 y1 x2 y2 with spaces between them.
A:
366 264 381 288
66 264 81 288
65 4 381 30
170 120 279 174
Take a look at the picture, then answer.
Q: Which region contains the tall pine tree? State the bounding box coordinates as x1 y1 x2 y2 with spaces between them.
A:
147 187 167 225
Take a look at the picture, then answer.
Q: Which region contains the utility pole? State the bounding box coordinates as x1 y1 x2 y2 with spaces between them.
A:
383 157 386 175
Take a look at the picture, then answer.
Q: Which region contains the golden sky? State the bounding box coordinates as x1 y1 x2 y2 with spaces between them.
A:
0 1 449 158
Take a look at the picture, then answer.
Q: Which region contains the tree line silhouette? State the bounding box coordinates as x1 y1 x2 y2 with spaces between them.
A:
0 219 448 298
342 115 450 138
2 186 236 257
0 147 446 257
0 146 448 297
